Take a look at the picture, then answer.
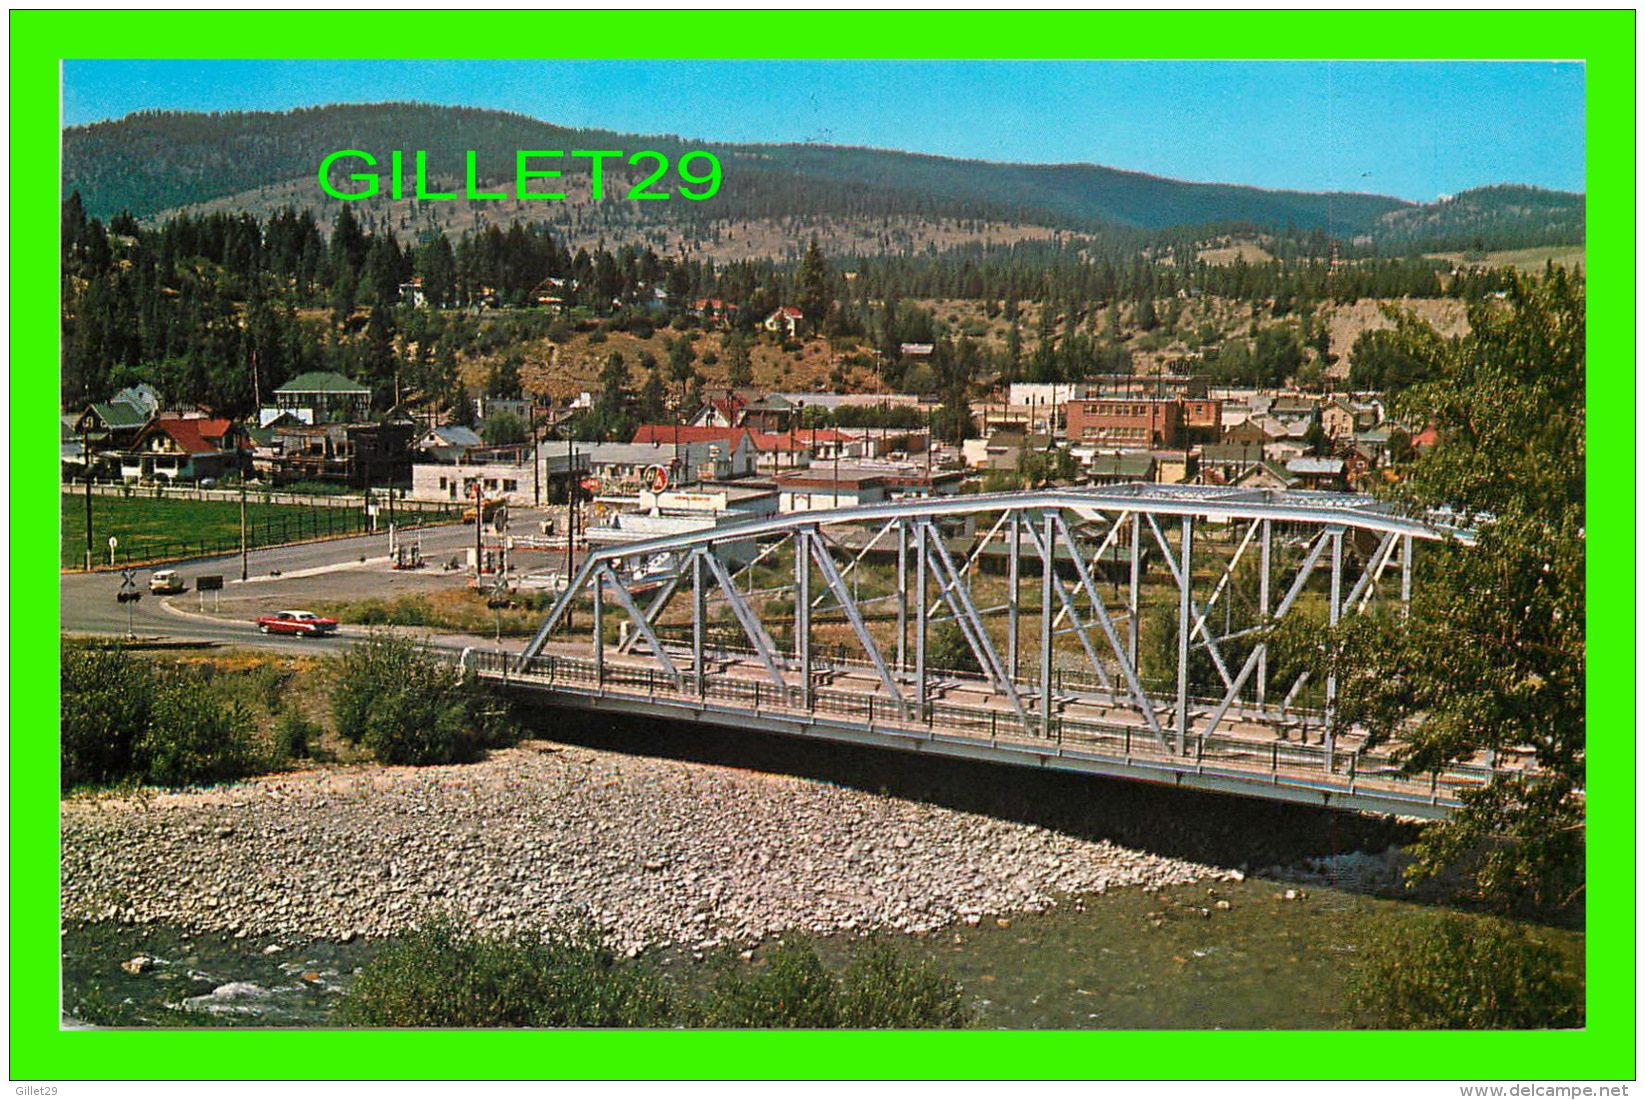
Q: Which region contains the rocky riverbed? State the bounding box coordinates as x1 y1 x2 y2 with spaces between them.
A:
61 739 1242 955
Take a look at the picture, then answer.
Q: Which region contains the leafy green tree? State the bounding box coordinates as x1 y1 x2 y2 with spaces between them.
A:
1251 324 1305 386
136 680 263 788
482 409 529 446
1271 271 1584 909
926 619 982 675
61 645 157 790
1386 426 1414 465
1301 420 1332 456
1346 912 1582 1029
1350 325 1441 393
332 633 506 765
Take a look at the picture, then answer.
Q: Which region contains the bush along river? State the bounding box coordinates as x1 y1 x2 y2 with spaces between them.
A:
61 713 1584 1028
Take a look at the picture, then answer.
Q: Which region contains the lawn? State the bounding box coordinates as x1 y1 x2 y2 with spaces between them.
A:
62 491 387 569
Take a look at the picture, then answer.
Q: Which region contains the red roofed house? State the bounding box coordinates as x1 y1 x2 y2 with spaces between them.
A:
689 298 738 328
121 417 243 482
628 425 760 477
1410 426 1441 453
764 306 805 339
690 393 747 429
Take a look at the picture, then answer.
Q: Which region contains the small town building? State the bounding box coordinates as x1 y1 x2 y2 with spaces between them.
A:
1232 460 1300 490
763 306 805 338
414 424 485 464
773 468 889 512
1086 452 1157 486
1150 449 1196 485
1065 398 1189 450
1285 456 1349 491
120 417 241 482
628 426 761 479
271 372 371 425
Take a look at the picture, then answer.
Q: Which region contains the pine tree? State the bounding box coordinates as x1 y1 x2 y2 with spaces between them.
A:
798 237 831 335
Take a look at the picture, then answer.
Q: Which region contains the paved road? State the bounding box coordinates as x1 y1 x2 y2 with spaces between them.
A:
61 510 574 655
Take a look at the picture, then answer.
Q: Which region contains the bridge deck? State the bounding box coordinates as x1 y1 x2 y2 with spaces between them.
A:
457 645 1505 820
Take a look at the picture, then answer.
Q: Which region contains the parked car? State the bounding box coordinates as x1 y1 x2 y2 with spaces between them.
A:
255 610 339 637
149 570 186 594
462 497 506 525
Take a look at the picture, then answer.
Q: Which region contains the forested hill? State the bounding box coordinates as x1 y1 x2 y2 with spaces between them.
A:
62 102 1583 251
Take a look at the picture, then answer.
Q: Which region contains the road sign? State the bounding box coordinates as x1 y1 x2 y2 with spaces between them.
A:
196 575 224 592
109 536 119 549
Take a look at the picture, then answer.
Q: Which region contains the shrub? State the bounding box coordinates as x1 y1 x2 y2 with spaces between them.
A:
840 940 969 1028
705 939 840 1027
704 938 969 1029
61 645 157 789
337 917 677 1027
136 680 264 788
332 632 508 765
926 620 982 675
274 712 321 761
1345 912 1583 1029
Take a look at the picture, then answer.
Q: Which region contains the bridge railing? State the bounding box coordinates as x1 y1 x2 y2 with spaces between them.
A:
451 646 1497 810
639 636 1332 725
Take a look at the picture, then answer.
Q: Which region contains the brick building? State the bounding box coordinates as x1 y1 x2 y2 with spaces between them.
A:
1063 398 1189 450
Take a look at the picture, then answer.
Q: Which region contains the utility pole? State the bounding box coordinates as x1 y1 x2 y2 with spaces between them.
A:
239 475 249 582
565 434 576 576
474 480 485 583
532 400 541 507
82 423 94 570
833 436 841 509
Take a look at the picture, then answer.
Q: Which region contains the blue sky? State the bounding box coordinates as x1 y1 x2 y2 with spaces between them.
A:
61 60 1585 202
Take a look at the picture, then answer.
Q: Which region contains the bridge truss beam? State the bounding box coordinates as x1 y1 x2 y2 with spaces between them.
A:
517 486 1458 785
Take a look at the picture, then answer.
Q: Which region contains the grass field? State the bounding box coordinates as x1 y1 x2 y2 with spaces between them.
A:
60 492 402 569
1425 245 1586 272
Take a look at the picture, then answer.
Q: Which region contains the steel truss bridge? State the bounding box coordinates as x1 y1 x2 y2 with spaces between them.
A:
466 484 1497 819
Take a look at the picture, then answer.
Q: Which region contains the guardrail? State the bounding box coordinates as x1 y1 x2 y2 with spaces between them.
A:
448 646 1491 812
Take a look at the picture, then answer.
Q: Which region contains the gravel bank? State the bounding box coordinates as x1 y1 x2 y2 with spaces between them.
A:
62 740 1239 954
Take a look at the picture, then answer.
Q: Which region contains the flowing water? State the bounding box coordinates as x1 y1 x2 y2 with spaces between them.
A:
62 875 1582 1029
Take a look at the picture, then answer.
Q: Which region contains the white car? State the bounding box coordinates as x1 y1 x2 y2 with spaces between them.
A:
149 570 185 594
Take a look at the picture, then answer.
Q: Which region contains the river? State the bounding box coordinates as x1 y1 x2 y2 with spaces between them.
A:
62 707 1584 1029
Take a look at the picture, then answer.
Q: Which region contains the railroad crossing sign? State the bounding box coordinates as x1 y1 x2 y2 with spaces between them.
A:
115 568 142 638
487 574 513 641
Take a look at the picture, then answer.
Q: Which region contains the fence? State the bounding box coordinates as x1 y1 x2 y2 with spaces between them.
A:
66 478 457 513
63 501 462 570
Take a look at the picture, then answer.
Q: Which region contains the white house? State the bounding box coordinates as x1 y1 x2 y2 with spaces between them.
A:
763 306 804 338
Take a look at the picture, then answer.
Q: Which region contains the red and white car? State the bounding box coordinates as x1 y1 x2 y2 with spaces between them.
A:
255 610 340 637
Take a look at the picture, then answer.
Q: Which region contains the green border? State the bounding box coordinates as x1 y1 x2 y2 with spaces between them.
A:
13 10 1635 1082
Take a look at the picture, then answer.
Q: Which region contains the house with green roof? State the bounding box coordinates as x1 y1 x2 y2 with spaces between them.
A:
271 371 371 424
